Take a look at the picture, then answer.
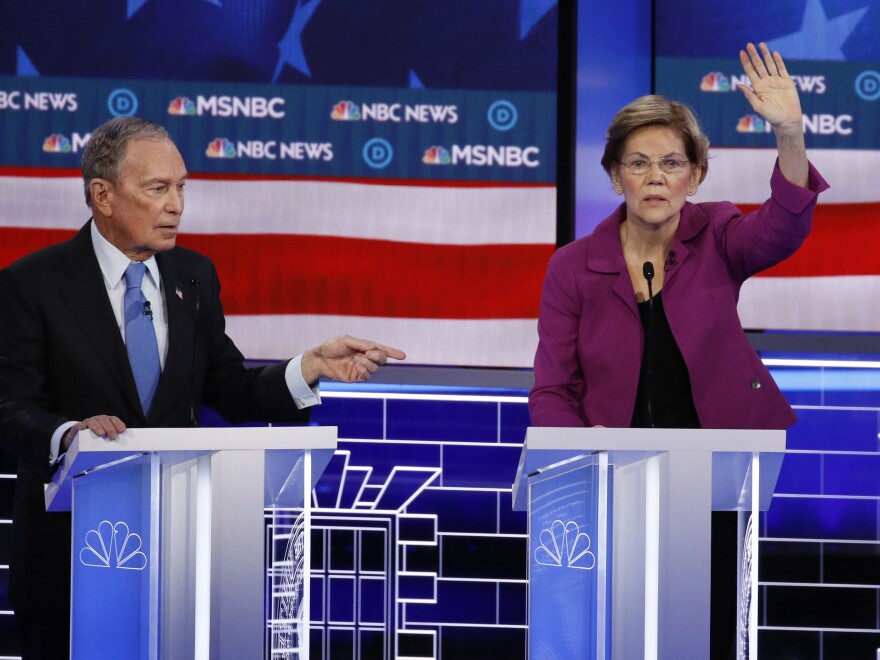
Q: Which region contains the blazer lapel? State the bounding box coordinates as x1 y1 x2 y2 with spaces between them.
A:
662 203 708 285
588 206 639 317
59 223 143 413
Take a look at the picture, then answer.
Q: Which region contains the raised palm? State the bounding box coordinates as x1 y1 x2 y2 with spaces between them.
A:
738 42 803 130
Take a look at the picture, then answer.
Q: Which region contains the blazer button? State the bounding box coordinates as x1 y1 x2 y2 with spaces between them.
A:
751 379 762 390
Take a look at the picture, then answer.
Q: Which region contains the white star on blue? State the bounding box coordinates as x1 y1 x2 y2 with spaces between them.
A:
17 46 40 76
520 0 557 39
274 0 323 81
409 70 425 89
767 0 868 60
127 0 149 19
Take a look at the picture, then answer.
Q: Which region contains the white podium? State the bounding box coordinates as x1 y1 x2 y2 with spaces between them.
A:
513 427 786 660
46 426 337 660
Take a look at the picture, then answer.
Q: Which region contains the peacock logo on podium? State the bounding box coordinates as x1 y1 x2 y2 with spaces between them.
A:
535 519 596 570
79 520 148 570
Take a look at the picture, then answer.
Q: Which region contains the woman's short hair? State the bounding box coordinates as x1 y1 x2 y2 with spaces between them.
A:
81 117 171 208
600 95 709 184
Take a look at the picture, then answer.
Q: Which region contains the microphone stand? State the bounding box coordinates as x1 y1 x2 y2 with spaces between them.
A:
642 262 655 428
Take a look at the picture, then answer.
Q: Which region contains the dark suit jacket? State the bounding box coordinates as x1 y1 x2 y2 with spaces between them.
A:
0 221 308 614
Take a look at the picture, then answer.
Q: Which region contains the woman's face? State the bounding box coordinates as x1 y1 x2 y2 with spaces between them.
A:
610 125 702 232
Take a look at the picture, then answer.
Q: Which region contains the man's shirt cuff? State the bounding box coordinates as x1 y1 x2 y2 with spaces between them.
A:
50 420 77 465
285 354 321 409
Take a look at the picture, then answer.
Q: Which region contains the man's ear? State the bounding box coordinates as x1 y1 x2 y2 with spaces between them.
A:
89 179 113 216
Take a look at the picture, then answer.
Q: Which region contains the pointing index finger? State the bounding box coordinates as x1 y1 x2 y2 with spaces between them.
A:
340 336 406 360
379 344 406 360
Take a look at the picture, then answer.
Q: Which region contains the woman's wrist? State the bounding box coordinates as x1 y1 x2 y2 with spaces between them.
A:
772 120 805 140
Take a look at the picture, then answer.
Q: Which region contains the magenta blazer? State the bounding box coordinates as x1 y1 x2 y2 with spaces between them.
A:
530 162 829 429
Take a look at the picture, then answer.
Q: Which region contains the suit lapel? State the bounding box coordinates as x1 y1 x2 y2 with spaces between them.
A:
59 224 143 414
150 251 196 422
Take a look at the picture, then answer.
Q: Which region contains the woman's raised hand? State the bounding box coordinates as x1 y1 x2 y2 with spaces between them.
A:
738 42 803 133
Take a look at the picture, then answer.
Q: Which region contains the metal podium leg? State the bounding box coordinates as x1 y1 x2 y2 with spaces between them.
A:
302 448 312 660
597 452 610 660
749 453 760 660
644 455 660 660
194 455 212 659
657 450 713 659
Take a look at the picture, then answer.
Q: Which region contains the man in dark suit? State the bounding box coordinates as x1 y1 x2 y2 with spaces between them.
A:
0 116 405 658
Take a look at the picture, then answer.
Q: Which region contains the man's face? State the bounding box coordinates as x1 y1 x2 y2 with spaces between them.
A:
95 137 188 261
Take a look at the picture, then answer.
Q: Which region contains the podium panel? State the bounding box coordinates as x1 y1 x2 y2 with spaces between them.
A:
527 454 610 659
72 455 159 659
513 427 785 660
47 426 337 660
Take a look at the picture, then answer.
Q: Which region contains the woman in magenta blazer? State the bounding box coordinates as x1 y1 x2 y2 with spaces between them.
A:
530 43 829 430
530 44 831 658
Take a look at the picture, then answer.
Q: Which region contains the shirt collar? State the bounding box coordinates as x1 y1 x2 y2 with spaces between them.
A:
90 220 160 289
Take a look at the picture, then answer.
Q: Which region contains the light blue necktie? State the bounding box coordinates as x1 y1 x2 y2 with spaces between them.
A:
123 262 161 414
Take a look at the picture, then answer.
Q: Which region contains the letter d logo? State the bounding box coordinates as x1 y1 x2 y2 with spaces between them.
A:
363 138 394 168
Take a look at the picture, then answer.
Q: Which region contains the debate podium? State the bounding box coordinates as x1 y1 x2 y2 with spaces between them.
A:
513 427 786 660
46 426 337 660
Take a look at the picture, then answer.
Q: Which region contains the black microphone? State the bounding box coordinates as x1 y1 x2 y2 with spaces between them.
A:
642 262 654 303
189 279 200 427
642 262 655 428
143 300 153 319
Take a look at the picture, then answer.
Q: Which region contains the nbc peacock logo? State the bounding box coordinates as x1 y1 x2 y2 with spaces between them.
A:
534 520 596 570
80 521 147 570
422 146 451 165
736 114 769 133
700 72 731 92
331 100 361 121
168 96 196 115
42 134 72 153
206 137 236 158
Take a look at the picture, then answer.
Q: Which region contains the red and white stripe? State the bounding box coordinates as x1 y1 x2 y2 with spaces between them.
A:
0 169 555 366
695 149 880 333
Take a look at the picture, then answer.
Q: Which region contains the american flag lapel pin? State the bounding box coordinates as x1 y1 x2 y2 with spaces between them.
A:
175 286 184 300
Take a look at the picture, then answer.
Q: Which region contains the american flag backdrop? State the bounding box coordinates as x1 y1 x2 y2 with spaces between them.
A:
0 1 560 368
0 171 556 366
3 0 878 371
697 149 879 333
651 0 880 334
